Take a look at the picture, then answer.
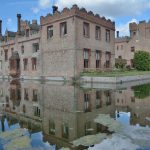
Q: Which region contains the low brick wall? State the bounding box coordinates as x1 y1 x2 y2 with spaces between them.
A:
80 74 150 83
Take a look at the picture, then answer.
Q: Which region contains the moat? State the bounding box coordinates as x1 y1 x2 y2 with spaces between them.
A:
0 80 150 150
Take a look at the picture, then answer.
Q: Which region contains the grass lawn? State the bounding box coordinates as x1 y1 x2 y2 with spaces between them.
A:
81 70 150 77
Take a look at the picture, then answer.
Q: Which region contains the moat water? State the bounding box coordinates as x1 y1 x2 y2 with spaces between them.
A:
0 80 150 150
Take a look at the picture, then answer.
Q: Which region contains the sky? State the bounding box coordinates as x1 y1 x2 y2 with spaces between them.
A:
0 0 150 36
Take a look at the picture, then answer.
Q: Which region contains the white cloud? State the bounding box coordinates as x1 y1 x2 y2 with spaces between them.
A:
31 7 40 14
56 0 150 18
116 19 138 36
32 0 52 14
7 18 12 25
39 0 51 9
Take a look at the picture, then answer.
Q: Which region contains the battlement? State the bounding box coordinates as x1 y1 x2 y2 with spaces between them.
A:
40 4 115 30
130 20 150 31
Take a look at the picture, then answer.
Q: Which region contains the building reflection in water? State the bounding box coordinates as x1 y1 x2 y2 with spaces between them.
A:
0 80 150 149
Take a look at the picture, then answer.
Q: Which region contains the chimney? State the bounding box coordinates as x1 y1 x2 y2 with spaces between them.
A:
0 20 2 35
117 31 119 38
52 6 58 14
17 14 21 35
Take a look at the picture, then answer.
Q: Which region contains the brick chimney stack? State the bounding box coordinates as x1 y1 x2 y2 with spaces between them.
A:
17 14 21 35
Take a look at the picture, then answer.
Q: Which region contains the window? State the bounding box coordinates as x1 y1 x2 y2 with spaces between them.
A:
24 88 29 100
0 88 3 97
1 50 3 56
106 29 110 42
23 58 28 71
84 93 91 112
32 89 38 101
85 122 92 135
117 45 119 50
0 60 2 69
26 29 29 37
21 45 24 54
23 104 26 113
131 46 135 52
47 25 53 39
49 120 55 135
96 50 101 68
33 43 39 53
130 59 134 68
83 22 90 37
131 97 135 102
133 31 136 36
4 49 8 61
121 45 123 50
11 48 14 54
60 22 67 36
105 52 111 68
95 26 101 40
105 91 111 106
96 91 102 109
62 123 69 139
32 57 37 70
84 49 90 68
34 106 40 117
118 56 122 59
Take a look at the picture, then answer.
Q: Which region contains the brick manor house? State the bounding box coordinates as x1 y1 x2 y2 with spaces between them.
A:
0 5 115 80
115 20 150 67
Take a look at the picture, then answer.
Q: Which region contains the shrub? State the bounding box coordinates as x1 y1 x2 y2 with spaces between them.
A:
133 51 150 71
115 58 127 69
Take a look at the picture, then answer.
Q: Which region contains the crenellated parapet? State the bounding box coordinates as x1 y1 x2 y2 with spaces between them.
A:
130 20 150 31
40 4 115 30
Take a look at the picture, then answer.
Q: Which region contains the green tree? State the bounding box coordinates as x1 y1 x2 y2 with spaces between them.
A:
132 83 150 99
133 51 150 71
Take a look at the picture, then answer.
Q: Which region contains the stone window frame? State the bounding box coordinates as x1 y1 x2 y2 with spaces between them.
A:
47 25 53 39
24 88 29 100
31 57 37 71
131 46 135 52
11 48 14 54
83 22 90 38
106 29 111 43
32 43 39 53
60 21 67 37
21 45 24 54
4 49 8 61
84 93 91 112
23 58 28 71
105 51 111 68
95 50 101 68
0 60 2 70
83 48 91 68
95 26 101 40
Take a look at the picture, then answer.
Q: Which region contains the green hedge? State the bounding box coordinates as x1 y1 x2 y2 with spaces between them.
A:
133 51 150 71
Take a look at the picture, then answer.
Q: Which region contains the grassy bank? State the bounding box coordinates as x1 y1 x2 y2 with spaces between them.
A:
81 70 150 77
